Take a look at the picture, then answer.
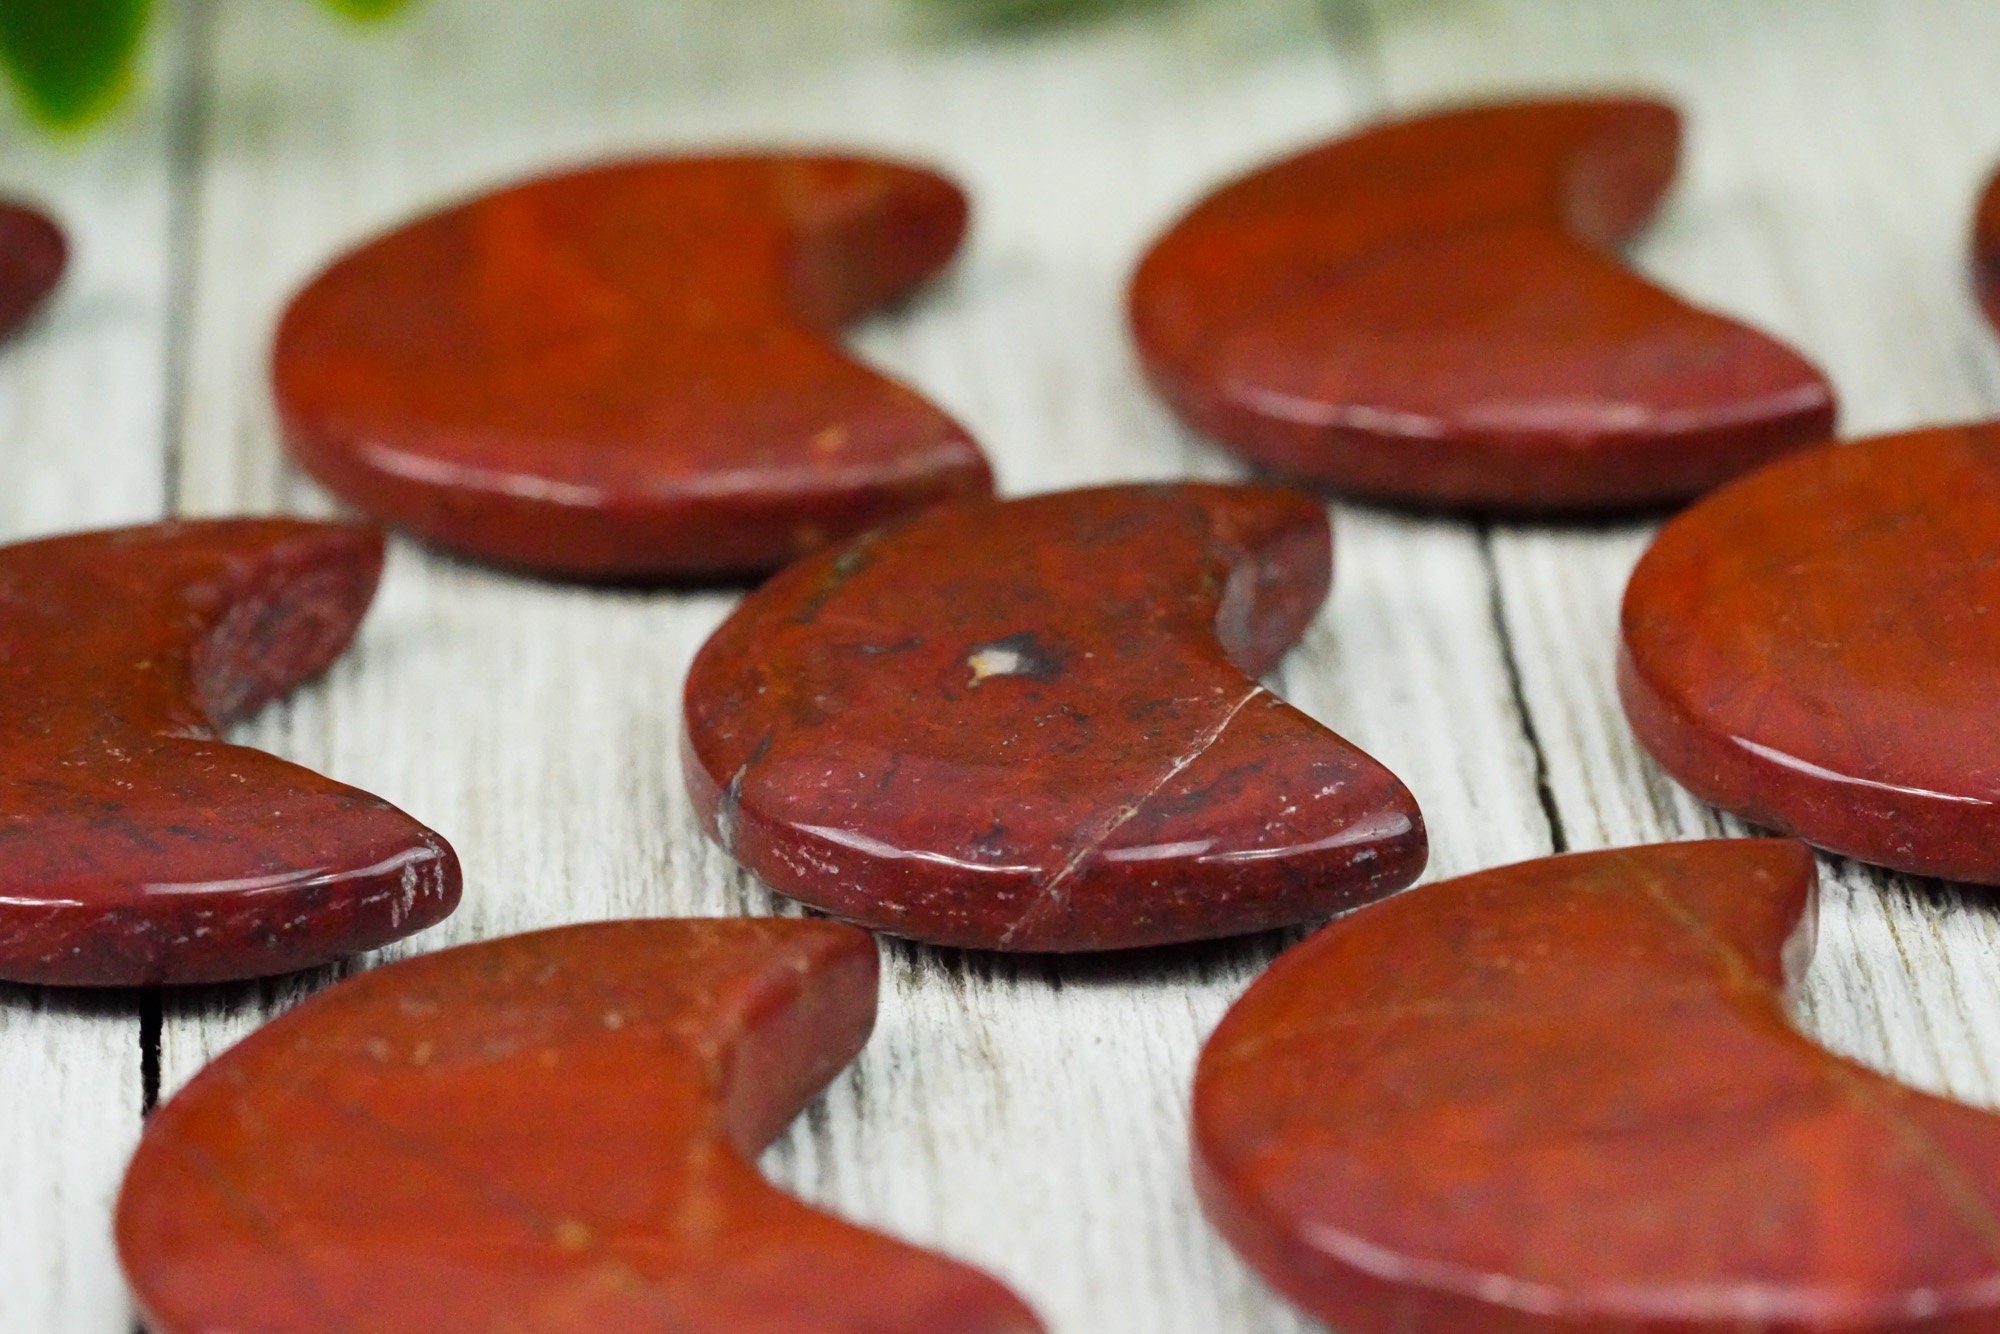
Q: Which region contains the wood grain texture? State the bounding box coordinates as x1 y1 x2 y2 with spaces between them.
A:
156 2 1538 1331
1351 0 2000 1110
4 0 2000 1329
0 8 188 1332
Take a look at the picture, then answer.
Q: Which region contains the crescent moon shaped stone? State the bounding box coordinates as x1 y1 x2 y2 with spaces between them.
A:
1621 423 2000 883
682 483 1428 952
1130 97 1837 511
0 519 459 986
116 919 1045 1334
273 155 992 580
1195 839 2000 1333
1975 165 2000 335
0 200 65 341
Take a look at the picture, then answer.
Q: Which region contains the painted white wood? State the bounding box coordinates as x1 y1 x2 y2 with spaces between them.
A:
1353 0 2000 1103
0 10 190 1331
154 2 1541 1331
13 0 2000 1328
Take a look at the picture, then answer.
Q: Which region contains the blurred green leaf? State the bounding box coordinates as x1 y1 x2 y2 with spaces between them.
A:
0 0 416 132
0 0 151 128
917 0 1175 32
318 0 416 20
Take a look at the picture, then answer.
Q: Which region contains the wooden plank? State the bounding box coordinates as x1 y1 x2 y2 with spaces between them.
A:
0 11 194 1330
156 0 1545 1328
1351 0 2000 1099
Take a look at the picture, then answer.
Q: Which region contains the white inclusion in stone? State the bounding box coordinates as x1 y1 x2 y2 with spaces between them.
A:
968 644 1030 682
965 632 1062 687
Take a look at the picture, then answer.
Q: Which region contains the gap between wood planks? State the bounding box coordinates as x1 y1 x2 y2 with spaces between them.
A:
1311 0 1574 861
135 0 221 1140
107 3 1925 1330
114 0 1572 1171
1477 529 1571 854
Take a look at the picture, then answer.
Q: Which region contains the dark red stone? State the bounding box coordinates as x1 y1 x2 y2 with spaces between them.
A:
682 483 1427 952
1975 165 2000 336
117 918 1044 1334
1130 98 1837 512
0 519 459 986
1196 839 2000 1332
272 155 992 580
0 200 64 342
1621 424 2000 883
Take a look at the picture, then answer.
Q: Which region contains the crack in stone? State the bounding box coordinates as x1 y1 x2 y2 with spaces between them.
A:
996 684 1266 948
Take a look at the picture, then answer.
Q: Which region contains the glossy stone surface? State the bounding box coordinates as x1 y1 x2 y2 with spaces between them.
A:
1130 98 1836 511
683 483 1426 952
0 519 459 986
0 200 64 342
1621 424 2000 882
118 919 1044 1334
274 155 992 580
1975 164 2000 335
1197 839 2000 1333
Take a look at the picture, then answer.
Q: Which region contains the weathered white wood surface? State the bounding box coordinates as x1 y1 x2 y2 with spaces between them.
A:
0 9 188 1332
3 0 2000 1328
1351 0 2000 1096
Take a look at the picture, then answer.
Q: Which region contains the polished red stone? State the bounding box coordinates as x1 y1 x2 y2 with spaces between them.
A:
1130 98 1837 511
0 200 64 342
1196 839 2000 1332
1621 424 2000 882
683 483 1427 952
274 155 992 580
118 919 1044 1334
1975 165 2000 335
0 519 459 986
